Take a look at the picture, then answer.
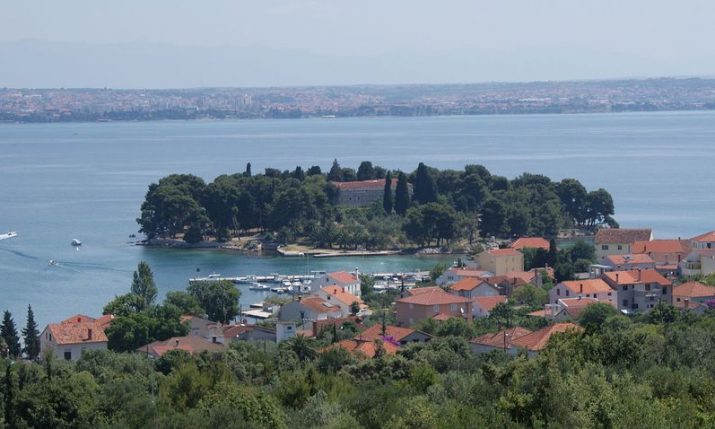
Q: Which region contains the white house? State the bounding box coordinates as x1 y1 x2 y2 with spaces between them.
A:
40 314 113 361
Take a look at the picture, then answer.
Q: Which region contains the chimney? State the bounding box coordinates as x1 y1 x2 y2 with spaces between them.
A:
616 273 619 283
175 339 180 348
87 329 93 340
579 284 583 294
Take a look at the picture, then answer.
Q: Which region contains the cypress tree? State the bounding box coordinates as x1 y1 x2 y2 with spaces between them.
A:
327 159 343 182
394 172 411 216
4 364 16 428
383 171 394 214
131 261 158 311
413 162 438 204
244 162 252 177
1 310 21 358
22 305 40 360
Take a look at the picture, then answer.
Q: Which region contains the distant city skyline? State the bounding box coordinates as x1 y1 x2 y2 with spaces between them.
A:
2 1 714 88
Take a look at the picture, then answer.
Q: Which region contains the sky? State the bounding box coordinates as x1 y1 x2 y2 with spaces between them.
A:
1 0 714 88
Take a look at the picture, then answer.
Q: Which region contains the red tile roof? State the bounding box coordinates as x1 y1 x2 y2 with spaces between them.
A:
431 313 454 321
603 269 671 287
321 285 362 306
631 239 689 255
692 231 715 243
673 281 715 299
472 295 507 312
332 179 393 191
595 228 652 244
450 277 486 292
408 286 445 296
326 338 399 358
471 327 533 349
299 297 341 314
510 323 582 352
510 237 550 251
605 254 656 266
355 324 423 342
557 297 603 318
140 336 225 358
559 279 612 294
47 314 113 345
397 288 472 305
328 271 359 284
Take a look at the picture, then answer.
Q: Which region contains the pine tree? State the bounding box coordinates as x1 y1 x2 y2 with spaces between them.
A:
327 159 343 182
413 162 438 204
1 310 21 358
22 304 40 360
131 261 158 311
244 162 252 177
383 171 394 214
394 172 411 216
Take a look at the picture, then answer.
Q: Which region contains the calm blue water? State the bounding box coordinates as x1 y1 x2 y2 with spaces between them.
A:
1 111 714 326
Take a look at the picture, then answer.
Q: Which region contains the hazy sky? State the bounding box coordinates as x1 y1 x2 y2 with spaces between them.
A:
2 0 714 88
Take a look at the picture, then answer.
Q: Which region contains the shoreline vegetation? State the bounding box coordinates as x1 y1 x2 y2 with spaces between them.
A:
137 160 617 256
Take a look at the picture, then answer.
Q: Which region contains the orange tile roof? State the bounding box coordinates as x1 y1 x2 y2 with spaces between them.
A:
140 336 225 358
61 314 96 324
321 285 362 306
557 297 604 318
605 254 655 265
631 239 689 255
559 279 612 294
397 288 472 305
595 228 652 244
408 286 445 296
471 327 533 349
488 248 522 256
450 277 486 292
299 297 341 314
472 295 507 312
326 338 399 358
504 270 540 284
603 269 671 286
510 323 582 352
691 231 715 243
332 179 391 191
327 271 359 284
510 237 550 251
47 319 109 345
355 324 422 342
431 313 454 321
673 281 715 299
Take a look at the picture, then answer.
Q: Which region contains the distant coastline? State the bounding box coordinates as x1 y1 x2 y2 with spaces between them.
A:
3 77 715 123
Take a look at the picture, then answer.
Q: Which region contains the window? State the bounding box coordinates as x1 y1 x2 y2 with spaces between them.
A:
622 299 629 307
451 304 458 312
566 290 570 297
409 303 414 310
645 284 651 291
602 245 608 250
677 298 681 302
608 292 612 296
622 285 628 291
64 351 72 361
433 304 440 313
617 245 623 250
632 303 639 310
662 288 667 295
556 289 560 296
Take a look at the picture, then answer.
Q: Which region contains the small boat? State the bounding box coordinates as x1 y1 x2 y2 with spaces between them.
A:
48 259 57 266
71 239 82 246
248 283 270 291
0 231 17 241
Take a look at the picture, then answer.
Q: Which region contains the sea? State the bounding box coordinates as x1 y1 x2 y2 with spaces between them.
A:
1 111 714 326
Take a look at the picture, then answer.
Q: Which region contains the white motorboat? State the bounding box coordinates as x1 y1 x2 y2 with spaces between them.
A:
248 283 270 291
71 238 82 246
0 231 17 241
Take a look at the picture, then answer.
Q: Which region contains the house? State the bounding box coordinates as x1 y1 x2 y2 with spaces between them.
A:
472 295 508 318
222 324 278 343
679 232 715 277
449 277 500 298
436 267 493 287
549 278 615 306
672 281 715 310
324 338 399 358
278 296 343 322
602 269 672 312
138 335 225 358
311 270 361 297
477 248 524 276
40 314 113 361
510 323 582 356
631 239 689 273
603 254 657 271
332 179 404 207
315 285 366 316
355 324 432 345
395 288 472 326
529 297 603 321
510 237 550 252
470 327 533 354
595 228 652 260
